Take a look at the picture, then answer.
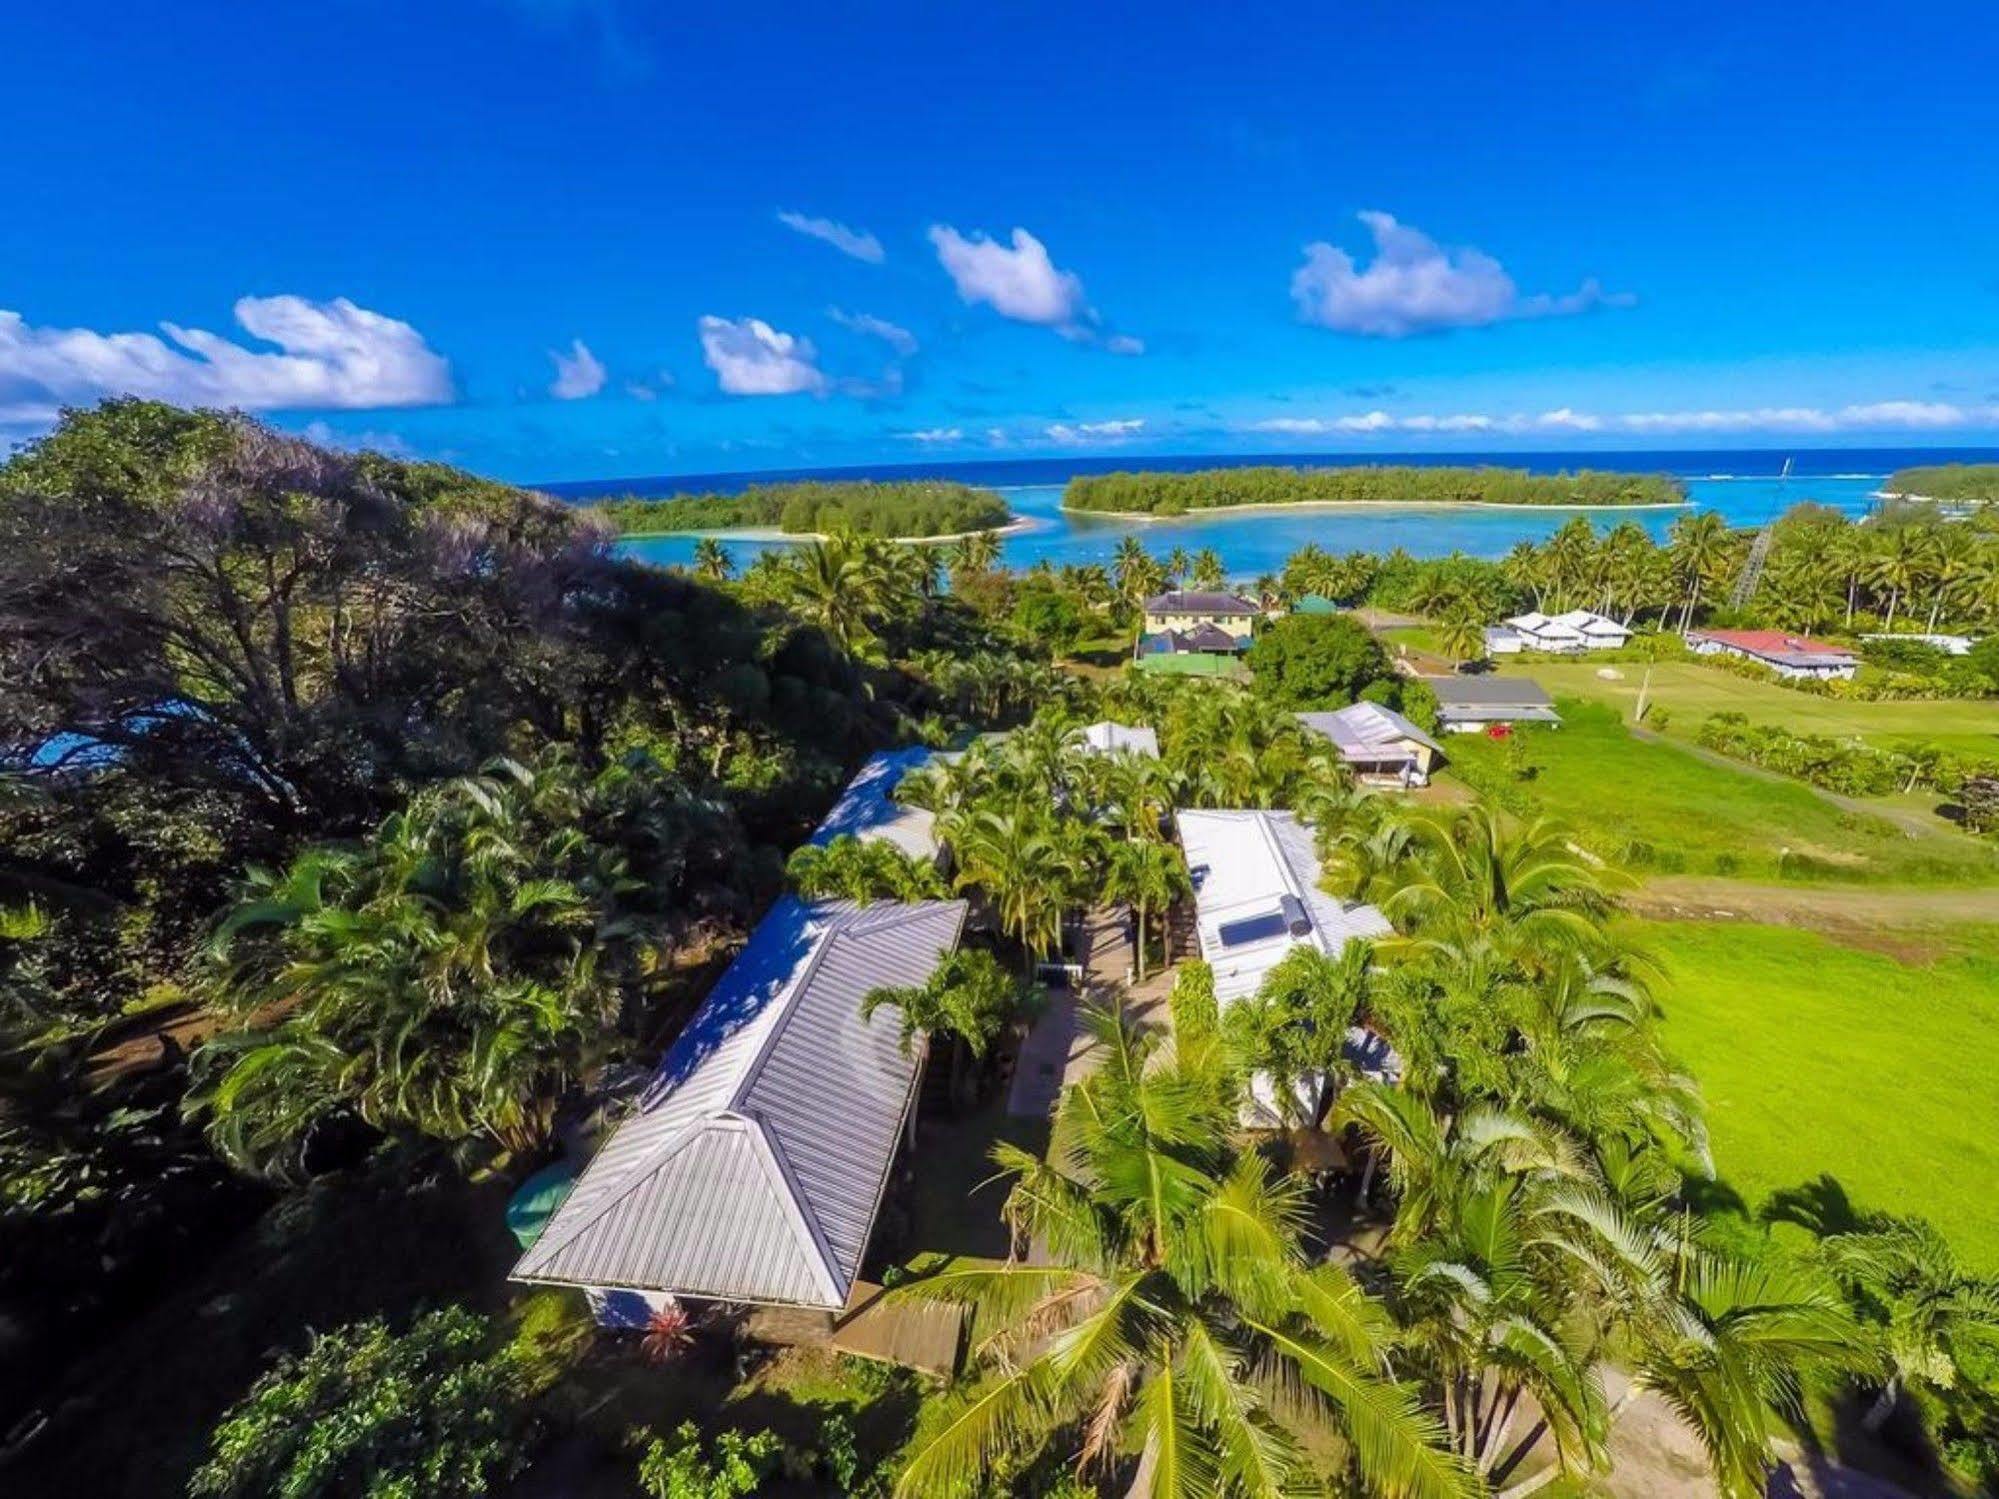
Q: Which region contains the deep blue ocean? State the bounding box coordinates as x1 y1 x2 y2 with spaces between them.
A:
537 447 1999 576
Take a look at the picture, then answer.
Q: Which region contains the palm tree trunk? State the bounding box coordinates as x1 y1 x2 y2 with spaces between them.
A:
1927 591 1944 631
1845 576 1857 626
1133 898 1148 982
1861 1378 1900 1433
1885 588 1899 629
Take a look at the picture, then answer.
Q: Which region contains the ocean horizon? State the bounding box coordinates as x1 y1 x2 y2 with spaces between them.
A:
535 444 1999 502
546 445 1999 574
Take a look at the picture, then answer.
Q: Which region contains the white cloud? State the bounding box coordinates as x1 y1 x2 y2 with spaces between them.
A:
300 420 414 456
828 308 918 356
696 315 826 396
1046 417 1144 444
1105 333 1146 356
1243 399 1999 438
776 210 884 264
548 337 607 399
1290 212 1629 337
900 426 962 443
929 224 1086 328
0 295 454 422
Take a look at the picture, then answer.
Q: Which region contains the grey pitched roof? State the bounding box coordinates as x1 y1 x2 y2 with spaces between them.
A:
512 897 967 1309
1295 702 1442 758
1142 590 1261 616
1423 675 1555 710
810 748 939 861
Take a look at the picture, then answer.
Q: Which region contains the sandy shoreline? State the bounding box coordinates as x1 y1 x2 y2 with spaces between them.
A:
1064 498 1694 522
618 516 1037 545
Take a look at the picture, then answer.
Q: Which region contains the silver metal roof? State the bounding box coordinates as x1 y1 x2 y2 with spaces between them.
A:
1176 809 1392 1006
1295 702 1442 759
809 748 940 861
1077 721 1161 758
512 897 967 1309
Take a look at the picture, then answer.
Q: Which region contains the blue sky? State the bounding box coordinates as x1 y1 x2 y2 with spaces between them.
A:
4 0 1998 481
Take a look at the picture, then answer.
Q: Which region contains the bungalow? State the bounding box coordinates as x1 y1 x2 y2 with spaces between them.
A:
1175 809 1395 1128
1425 675 1562 732
1138 590 1261 658
1295 702 1443 787
1486 609 1631 655
809 746 941 862
1686 628 1859 681
512 897 968 1324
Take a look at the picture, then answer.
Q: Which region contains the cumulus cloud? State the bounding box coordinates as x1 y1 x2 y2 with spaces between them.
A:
0 295 454 423
828 308 918 356
548 338 607 399
1290 212 1631 337
1046 417 1144 444
696 315 826 396
900 426 962 443
929 224 1087 328
776 210 884 264
1244 400 1999 438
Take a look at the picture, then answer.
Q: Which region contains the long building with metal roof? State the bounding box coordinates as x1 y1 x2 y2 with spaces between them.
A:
511 896 967 1312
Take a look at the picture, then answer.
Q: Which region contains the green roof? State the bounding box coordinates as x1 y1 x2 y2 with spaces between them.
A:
1293 594 1341 614
1134 652 1244 678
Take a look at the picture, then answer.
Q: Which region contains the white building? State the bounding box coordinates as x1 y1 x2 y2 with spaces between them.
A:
512 897 968 1322
1175 809 1396 1129
1685 629 1859 681
1485 610 1631 655
1076 721 1161 758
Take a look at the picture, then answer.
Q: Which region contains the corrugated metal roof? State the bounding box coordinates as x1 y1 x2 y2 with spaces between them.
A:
1296 703 1441 758
809 748 940 861
512 897 967 1309
1079 722 1160 757
1176 809 1392 1005
1423 675 1556 709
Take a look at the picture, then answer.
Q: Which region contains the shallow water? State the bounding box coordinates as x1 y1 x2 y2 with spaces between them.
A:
614 472 1887 575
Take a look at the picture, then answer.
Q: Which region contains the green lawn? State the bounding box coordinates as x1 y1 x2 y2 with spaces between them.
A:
1497 658 1999 760
1443 701 1999 883
1637 919 1999 1270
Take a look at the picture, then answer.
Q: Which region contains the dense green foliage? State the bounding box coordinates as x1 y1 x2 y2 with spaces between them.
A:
1885 464 1999 504
1064 464 1685 515
589 480 1012 538
1696 711 1999 801
1245 611 1398 707
636 1421 785 1499
189 1306 542 1498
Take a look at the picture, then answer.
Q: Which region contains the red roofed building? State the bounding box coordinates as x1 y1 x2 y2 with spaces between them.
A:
1685 628 1859 680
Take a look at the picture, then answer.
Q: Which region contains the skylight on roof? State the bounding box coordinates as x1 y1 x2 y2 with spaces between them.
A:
1217 909 1290 949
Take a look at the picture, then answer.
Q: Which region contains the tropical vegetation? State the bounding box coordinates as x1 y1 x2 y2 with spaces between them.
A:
592 480 1011 538
1064 465 1685 515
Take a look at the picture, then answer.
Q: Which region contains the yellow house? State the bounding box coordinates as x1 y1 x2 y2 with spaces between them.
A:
1139 590 1261 656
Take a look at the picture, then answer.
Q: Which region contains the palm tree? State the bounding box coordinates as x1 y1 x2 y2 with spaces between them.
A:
1433 607 1487 672
690 536 734 582
1190 547 1227 590
891 1003 1472 1499
1667 512 1734 630
1165 545 1192 585
1101 837 1189 983
191 755 659 1174
1818 1214 1999 1431
786 835 947 902
1221 941 1373 1128
772 535 886 658
1865 525 1937 631
863 948 1036 1108
950 805 1084 974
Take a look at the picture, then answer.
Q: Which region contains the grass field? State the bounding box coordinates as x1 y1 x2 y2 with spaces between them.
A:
1496 657 1999 759
1443 701 1999 883
1637 918 1999 1269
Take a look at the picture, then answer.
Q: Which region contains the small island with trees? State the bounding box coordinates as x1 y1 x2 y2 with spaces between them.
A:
589 478 1013 539
1064 463 1687 516
1884 463 1999 505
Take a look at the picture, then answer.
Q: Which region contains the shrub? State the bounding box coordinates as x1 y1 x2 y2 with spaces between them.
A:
1695 713 1910 797
636 1422 785 1499
190 1307 542 1499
